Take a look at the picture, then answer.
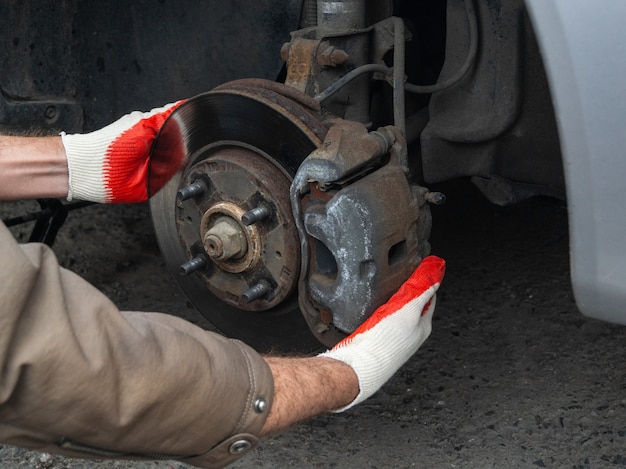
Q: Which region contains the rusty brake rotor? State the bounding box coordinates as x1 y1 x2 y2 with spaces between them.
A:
149 79 327 352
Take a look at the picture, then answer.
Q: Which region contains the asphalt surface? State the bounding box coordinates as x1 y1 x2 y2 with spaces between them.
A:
1 179 625 468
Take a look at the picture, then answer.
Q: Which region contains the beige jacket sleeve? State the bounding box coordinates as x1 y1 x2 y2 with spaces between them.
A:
0 221 274 468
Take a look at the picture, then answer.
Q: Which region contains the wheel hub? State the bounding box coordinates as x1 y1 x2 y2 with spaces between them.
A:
176 146 300 311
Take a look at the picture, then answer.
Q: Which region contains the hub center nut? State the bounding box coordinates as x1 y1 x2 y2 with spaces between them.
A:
203 216 247 260
200 201 262 274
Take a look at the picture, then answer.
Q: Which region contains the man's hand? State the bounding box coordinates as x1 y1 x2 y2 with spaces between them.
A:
62 101 186 203
319 255 445 411
261 256 445 435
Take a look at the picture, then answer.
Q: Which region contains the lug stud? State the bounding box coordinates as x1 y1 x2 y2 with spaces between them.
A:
241 206 270 226
242 280 271 303
177 181 206 201
179 256 207 275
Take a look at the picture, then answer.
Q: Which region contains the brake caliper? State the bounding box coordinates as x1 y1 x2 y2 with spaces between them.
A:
291 119 431 347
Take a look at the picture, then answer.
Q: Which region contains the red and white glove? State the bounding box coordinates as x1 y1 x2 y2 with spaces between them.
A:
320 255 445 411
61 101 186 203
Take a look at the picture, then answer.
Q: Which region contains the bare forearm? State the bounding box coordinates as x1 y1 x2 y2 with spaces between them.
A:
260 356 359 435
0 135 68 201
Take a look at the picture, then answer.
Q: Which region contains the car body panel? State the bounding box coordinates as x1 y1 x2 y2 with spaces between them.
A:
526 0 626 324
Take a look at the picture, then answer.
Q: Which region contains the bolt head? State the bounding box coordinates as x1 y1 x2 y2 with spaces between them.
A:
203 217 247 260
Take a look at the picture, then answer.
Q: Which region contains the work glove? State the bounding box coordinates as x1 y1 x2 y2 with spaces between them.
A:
61 101 186 203
320 255 445 411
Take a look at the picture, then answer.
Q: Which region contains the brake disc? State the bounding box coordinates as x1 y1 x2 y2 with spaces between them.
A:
150 79 327 352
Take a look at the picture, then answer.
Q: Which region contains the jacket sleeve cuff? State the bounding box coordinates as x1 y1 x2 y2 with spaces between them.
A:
178 339 274 468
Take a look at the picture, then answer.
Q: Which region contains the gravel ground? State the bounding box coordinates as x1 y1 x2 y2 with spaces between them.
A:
1 179 625 469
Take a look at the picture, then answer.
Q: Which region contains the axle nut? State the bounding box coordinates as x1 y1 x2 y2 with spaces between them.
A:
203 217 247 260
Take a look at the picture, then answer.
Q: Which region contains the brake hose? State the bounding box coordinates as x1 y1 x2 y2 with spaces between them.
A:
314 64 393 103
315 0 477 106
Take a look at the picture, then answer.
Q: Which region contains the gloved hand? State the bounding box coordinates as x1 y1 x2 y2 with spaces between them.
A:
320 255 445 411
61 100 186 203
